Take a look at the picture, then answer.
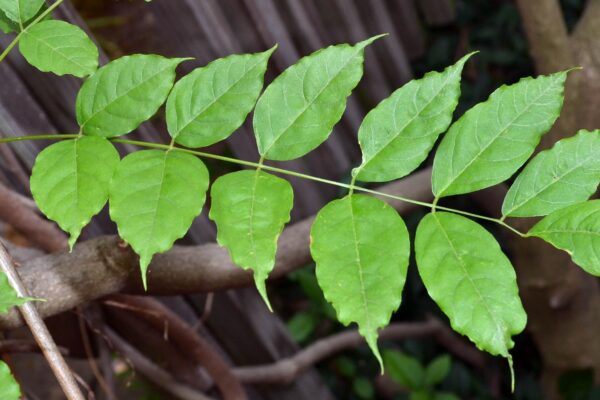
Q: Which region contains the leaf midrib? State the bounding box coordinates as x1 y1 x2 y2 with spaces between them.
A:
261 45 363 157
347 196 374 332
358 68 457 173
142 151 169 257
25 29 91 71
81 61 176 130
505 151 598 216
432 213 505 350
437 75 562 196
174 56 265 138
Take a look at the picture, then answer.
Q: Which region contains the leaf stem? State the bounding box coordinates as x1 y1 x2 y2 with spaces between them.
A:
0 0 66 64
0 133 526 237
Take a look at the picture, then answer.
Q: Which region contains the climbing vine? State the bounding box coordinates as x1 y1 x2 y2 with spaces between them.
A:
1 0 599 396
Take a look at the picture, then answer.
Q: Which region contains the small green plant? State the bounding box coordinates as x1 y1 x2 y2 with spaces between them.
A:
384 350 458 400
1 0 600 396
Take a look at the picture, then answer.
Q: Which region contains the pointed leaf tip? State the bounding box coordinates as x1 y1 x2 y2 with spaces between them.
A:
140 255 151 291
254 273 273 312
364 330 384 373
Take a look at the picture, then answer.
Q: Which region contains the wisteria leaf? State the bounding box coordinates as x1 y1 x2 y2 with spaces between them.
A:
503 130 600 217
0 0 43 25
310 194 410 369
254 35 383 161
209 170 293 309
77 55 187 137
415 212 526 357
432 71 569 197
167 47 275 148
19 20 98 77
354 52 474 182
30 137 120 249
109 150 209 289
529 200 600 275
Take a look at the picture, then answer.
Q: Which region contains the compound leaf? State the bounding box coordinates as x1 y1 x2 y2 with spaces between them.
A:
310 194 410 369
77 55 187 137
0 361 20 400
209 170 293 309
503 130 600 217
354 53 473 182
19 20 98 77
30 137 120 249
167 47 275 148
0 0 43 26
529 200 600 275
254 35 383 161
109 150 209 288
415 212 526 357
432 71 569 197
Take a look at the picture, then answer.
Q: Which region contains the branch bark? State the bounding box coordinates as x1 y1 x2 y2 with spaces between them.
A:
515 1 600 397
0 168 433 330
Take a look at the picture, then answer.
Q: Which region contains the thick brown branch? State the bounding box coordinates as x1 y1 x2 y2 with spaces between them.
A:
0 168 433 330
515 0 573 74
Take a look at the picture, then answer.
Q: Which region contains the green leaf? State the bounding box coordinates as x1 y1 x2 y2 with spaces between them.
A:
528 200 600 275
0 9 17 33
166 47 275 148
415 212 527 357
109 150 209 288
352 377 375 399
384 350 425 390
209 170 293 309
19 20 98 77
0 361 20 400
0 271 29 314
0 0 43 26
310 194 410 369
254 35 383 161
424 355 451 387
432 71 569 197
353 53 473 182
287 311 317 342
30 137 120 249
502 129 600 217
77 55 187 137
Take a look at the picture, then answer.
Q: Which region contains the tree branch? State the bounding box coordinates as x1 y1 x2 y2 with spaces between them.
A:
101 326 216 400
0 168 433 330
231 318 485 385
515 0 573 74
108 294 246 400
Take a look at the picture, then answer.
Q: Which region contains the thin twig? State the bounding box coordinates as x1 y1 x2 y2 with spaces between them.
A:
0 242 85 400
231 318 485 385
232 320 432 384
110 295 247 400
102 326 215 400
